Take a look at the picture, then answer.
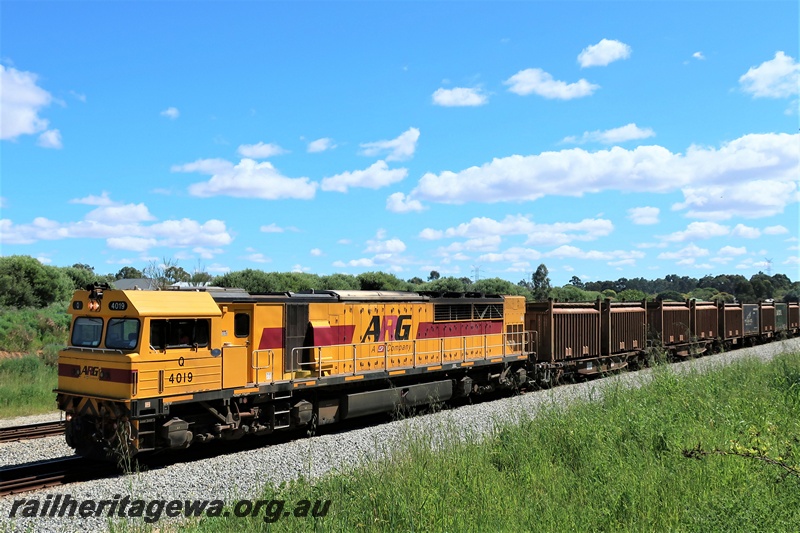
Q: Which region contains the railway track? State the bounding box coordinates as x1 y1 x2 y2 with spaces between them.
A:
0 421 65 443
0 457 109 497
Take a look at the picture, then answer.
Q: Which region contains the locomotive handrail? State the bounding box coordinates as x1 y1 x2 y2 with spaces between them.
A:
251 331 529 384
65 346 124 355
250 349 276 385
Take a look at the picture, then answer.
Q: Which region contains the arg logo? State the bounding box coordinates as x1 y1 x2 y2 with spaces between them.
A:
359 315 412 343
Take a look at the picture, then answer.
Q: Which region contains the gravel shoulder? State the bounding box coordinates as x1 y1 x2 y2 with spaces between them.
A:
2 337 799 533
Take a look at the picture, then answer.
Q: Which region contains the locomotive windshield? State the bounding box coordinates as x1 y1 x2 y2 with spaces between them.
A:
71 317 103 347
106 318 141 350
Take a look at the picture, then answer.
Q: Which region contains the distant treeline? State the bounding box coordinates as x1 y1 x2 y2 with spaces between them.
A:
0 255 798 311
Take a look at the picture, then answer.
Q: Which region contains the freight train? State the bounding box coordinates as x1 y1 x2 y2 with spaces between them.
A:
56 284 800 460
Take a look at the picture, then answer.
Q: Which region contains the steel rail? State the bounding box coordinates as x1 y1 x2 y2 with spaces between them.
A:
0 421 66 444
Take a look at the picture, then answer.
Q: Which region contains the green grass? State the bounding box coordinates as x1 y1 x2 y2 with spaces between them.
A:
0 355 59 417
0 303 70 354
160 352 800 533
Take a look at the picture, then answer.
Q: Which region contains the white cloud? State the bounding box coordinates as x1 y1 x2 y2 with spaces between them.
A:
175 158 318 200
386 192 424 213
504 68 599 99
660 221 730 243
692 52 705 60
364 233 406 254
193 247 223 259
107 236 158 252
628 206 659 225
160 107 180 119
408 133 799 220
310 248 323 257
658 243 710 260
37 129 62 149
718 245 747 256
359 127 420 161
260 223 287 233
577 39 632 67
739 51 799 98
206 263 230 274
731 224 760 239
764 225 788 235
1 210 232 251
0 65 53 140
0 197 6 209
545 245 645 262
321 160 407 193
333 258 375 268
431 87 488 107
420 214 612 247
419 228 444 240
70 192 115 206
439 235 502 254
85 203 155 223
245 253 271 263
292 264 311 273
307 138 336 153
237 142 287 159
562 123 655 145
477 246 541 263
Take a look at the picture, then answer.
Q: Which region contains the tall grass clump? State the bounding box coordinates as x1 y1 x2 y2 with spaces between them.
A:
0 303 70 353
0 355 58 417
175 353 800 533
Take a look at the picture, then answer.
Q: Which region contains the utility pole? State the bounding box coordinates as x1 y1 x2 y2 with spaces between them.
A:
471 265 481 283
765 258 773 276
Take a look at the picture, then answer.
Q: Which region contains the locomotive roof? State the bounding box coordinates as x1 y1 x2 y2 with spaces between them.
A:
202 288 506 304
69 288 222 317
208 289 431 304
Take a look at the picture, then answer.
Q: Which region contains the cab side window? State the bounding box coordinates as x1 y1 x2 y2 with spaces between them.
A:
149 319 210 350
234 313 250 338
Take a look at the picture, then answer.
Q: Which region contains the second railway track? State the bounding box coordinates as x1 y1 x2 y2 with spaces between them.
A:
0 421 65 444
0 456 112 497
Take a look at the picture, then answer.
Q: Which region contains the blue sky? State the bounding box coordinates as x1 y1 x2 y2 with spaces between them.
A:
1 1 798 286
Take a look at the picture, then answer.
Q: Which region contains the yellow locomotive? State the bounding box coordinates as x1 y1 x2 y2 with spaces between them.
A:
56 284 528 458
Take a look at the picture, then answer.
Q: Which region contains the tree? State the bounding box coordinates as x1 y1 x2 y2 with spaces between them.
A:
144 258 187 289
61 266 100 291
687 287 719 302
214 269 277 292
531 263 551 301
656 290 684 302
617 289 648 302
320 273 361 290
550 285 595 302
427 270 441 281
164 266 191 284
421 277 467 293
357 271 410 291
473 278 531 298
0 256 73 308
115 266 143 280
568 276 584 289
